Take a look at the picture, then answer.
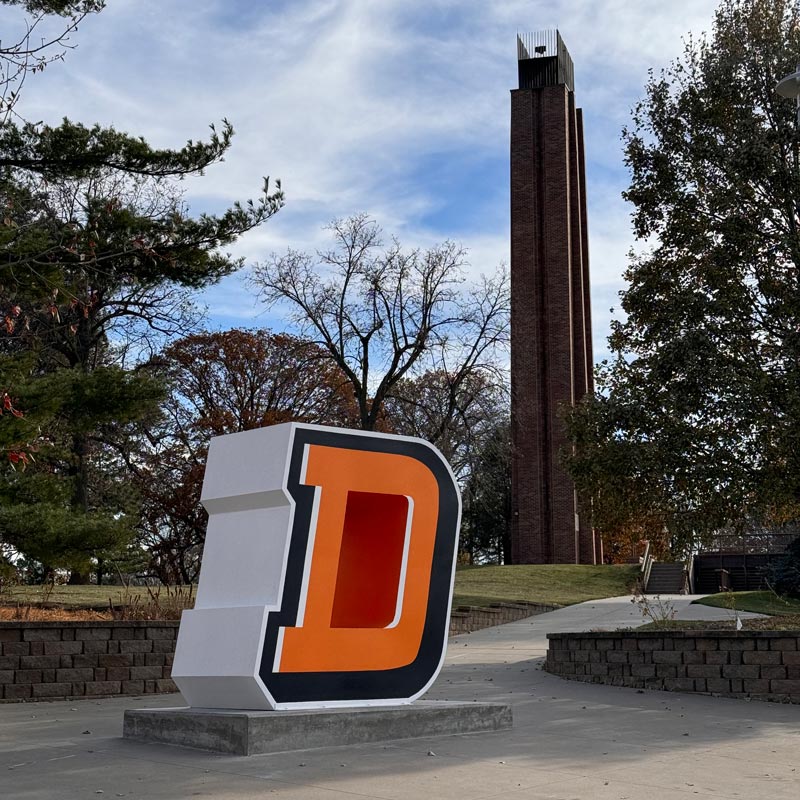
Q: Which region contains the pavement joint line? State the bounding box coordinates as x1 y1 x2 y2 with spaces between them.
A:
474 773 743 800
90 746 396 799
461 774 589 800
596 769 782 799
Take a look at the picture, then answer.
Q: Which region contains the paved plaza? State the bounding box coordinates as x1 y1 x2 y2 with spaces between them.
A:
2 596 799 799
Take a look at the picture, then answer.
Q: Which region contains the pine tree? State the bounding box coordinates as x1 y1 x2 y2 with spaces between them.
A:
0 0 283 578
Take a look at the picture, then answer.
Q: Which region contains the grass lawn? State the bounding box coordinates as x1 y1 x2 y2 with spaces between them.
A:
452 563 639 608
692 590 800 616
2 564 640 611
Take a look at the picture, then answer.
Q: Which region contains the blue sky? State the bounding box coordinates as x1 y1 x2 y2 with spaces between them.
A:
4 0 722 362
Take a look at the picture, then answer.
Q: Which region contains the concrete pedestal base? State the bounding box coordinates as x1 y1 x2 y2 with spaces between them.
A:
123 701 513 755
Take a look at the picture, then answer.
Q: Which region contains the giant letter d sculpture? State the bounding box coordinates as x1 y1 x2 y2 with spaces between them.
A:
172 423 461 710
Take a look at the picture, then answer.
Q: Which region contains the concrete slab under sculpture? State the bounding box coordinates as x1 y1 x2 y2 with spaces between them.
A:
123 702 513 755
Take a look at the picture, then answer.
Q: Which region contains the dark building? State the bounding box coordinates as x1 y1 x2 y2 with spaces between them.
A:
510 31 597 564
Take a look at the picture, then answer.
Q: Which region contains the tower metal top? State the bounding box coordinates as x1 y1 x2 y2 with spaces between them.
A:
517 30 574 92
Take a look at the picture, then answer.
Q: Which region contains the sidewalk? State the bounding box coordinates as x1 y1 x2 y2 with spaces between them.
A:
2 596 799 799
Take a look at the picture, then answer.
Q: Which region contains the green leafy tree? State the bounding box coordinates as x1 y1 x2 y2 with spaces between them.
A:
0 173 281 583
461 418 511 565
770 533 800 598
565 0 800 556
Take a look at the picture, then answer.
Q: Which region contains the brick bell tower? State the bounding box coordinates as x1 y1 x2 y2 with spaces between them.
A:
510 31 597 564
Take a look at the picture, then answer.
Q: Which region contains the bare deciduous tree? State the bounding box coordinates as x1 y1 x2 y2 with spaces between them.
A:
249 214 509 431
0 1 105 122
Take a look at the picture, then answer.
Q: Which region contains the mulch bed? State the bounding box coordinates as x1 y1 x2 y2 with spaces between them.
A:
640 615 800 632
0 605 113 622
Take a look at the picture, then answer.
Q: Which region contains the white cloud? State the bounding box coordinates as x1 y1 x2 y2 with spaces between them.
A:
3 0 721 353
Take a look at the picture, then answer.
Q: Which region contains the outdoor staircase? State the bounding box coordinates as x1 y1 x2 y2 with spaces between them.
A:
644 562 685 594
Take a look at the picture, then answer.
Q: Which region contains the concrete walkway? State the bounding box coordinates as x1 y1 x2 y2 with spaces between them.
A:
2 596 799 799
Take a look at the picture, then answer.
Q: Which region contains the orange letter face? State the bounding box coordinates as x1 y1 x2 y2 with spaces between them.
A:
261 427 460 708
173 422 461 711
277 445 440 674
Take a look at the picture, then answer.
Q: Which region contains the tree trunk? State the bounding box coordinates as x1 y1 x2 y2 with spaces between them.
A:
67 432 92 585
71 432 90 513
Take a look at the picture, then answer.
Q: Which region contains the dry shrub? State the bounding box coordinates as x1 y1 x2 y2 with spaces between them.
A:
0 562 19 598
631 589 676 628
109 584 195 621
0 583 196 623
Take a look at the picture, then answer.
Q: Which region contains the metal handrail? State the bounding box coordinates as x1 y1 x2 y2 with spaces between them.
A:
640 540 651 574
638 540 655 592
643 553 655 591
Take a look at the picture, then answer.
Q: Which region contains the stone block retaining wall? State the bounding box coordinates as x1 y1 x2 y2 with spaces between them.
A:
0 604 555 703
449 602 558 635
0 601 560 703
0 621 178 702
546 630 800 703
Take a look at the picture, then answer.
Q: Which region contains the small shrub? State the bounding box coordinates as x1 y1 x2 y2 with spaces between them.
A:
0 561 18 597
720 589 743 630
631 589 676 628
40 578 56 605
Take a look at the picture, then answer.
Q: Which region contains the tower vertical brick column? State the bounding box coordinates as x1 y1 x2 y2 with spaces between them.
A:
510 32 595 564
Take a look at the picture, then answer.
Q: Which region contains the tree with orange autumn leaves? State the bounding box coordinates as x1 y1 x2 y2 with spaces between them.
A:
122 329 356 584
